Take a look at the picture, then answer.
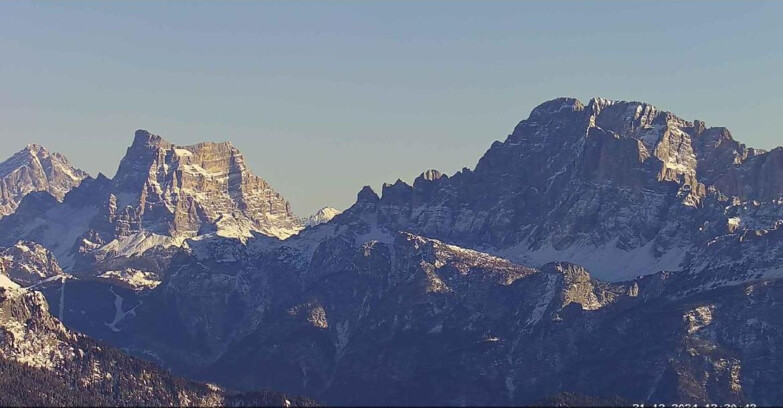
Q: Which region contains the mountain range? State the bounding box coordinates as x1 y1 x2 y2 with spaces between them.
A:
1 96 782 406
0 130 310 288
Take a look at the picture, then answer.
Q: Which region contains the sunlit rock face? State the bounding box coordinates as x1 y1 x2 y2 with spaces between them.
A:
112 130 302 240
0 144 87 218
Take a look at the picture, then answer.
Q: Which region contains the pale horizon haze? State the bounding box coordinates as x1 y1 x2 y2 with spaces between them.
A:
1 1 782 215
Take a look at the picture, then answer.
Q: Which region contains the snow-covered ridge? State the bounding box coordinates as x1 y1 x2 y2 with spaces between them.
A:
98 269 161 290
97 232 188 258
302 207 342 227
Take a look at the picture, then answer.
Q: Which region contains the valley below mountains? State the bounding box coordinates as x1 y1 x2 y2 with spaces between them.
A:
1 97 783 406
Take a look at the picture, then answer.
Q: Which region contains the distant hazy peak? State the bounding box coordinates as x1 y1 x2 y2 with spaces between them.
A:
303 207 342 227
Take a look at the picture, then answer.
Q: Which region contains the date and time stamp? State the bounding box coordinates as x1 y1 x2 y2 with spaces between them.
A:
633 404 757 408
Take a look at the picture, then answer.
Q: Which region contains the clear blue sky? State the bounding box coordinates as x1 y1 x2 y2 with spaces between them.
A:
1 2 781 215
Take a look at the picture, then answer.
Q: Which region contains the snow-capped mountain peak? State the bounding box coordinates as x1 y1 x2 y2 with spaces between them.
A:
302 207 342 227
0 144 88 218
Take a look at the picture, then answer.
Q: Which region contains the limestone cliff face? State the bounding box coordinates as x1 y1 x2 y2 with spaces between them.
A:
713 147 783 201
111 130 301 240
353 97 783 280
0 144 87 218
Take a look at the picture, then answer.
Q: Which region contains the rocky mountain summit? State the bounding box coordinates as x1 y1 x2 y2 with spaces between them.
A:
114 130 302 240
302 207 342 227
360 97 782 281
0 130 303 284
0 144 87 218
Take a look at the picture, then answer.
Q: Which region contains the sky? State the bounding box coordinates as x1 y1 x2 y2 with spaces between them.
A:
1 2 782 215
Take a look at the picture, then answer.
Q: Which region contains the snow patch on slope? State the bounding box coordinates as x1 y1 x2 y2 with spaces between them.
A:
105 286 138 333
497 238 687 282
354 223 395 246
98 232 188 258
98 269 161 290
17 205 97 270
